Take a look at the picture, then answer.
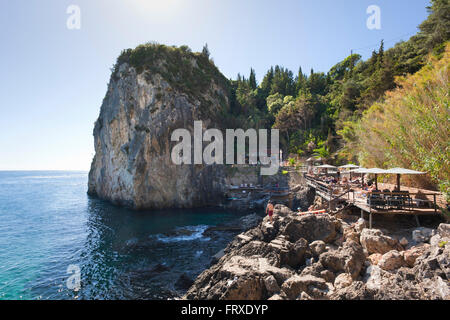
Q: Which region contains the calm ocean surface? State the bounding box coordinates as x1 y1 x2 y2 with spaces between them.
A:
0 171 248 300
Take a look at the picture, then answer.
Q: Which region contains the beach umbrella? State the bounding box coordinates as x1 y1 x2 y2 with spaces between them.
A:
364 168 388 190
315 164 337 175
339 164 360 169
316 164 337 169
384 168 426 191
339 164 360 180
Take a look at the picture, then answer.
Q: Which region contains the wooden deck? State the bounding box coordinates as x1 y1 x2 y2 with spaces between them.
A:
305 175 443 228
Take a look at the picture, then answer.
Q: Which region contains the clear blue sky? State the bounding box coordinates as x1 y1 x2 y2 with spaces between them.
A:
0 0 430 170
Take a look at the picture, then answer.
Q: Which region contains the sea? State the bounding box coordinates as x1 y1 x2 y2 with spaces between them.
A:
0 171 251 300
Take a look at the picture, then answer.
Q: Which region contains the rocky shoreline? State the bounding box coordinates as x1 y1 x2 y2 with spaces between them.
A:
184 205 450 300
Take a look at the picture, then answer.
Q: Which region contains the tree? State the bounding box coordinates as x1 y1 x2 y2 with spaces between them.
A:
249 68 257 90
202 43 210 58
419 0 450 52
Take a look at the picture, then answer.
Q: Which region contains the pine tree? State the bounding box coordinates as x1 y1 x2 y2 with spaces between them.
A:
202 43 210 58
249 68 257 90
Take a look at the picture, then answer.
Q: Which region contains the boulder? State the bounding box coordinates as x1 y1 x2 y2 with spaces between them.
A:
319 241 366 279
320 270 335 283
400 237 409 247
354 218 367 233
286 238 308 268
310 240 326 256
281 274 327 300
412 227 435 244
368 253 383 266
344 228 360 244
360 229 403 255
334 273 353 289
264 275 280 295
378 250 406 271
403 244 430 267
238 214 263 230
283 214 341 243
437 223 450 238
268 293 286 300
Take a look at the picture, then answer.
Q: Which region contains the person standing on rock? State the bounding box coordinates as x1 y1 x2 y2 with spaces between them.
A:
266 201 274 224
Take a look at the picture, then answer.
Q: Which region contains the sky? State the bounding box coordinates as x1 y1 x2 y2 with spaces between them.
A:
0 0 430 170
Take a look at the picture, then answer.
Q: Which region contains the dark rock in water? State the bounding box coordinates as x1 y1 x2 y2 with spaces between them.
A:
150 263 171 273
203 214 263 236
175 273 194 291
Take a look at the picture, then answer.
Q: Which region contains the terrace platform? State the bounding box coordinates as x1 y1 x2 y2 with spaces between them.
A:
305 175 443 228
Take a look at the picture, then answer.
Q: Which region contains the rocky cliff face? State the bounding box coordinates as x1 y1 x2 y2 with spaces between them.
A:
88 44 231 209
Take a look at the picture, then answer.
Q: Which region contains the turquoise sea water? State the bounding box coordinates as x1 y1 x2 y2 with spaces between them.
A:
0 171 248 300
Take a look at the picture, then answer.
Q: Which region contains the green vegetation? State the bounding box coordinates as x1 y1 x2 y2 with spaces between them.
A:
357 44 449 199
112 42 232 123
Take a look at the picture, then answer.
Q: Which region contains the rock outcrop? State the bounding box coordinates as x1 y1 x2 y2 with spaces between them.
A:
184 207 450 300
88 44 232 209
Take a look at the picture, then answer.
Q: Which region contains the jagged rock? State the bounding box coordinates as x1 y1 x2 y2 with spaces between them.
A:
354 218 367 233
260 219 280 242
281 275 327 300
403 244 430 267
334 273 353 289
343 227 360 244
185 200 448 301
299 292 313 300
368 253 383 266
364 265 383 292
328 281 372 300
319 241 366 279
438 224 450 238
400 237 409 247
360 229 403 255
320 270 335 283
300 262 324 278
378 250 406 271
283 214 341 243
412 227 435 244
268 293 286 300
310 240 326 256
184 254 293 300
280 238 308 268
264 275 280 295
273 205 294 217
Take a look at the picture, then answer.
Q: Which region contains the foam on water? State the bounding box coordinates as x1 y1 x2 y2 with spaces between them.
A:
154 225 211 243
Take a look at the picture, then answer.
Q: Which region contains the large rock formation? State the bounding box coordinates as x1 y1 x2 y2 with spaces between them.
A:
88 44 232 209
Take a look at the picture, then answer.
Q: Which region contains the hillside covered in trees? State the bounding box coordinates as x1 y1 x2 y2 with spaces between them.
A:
225 0 449 197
